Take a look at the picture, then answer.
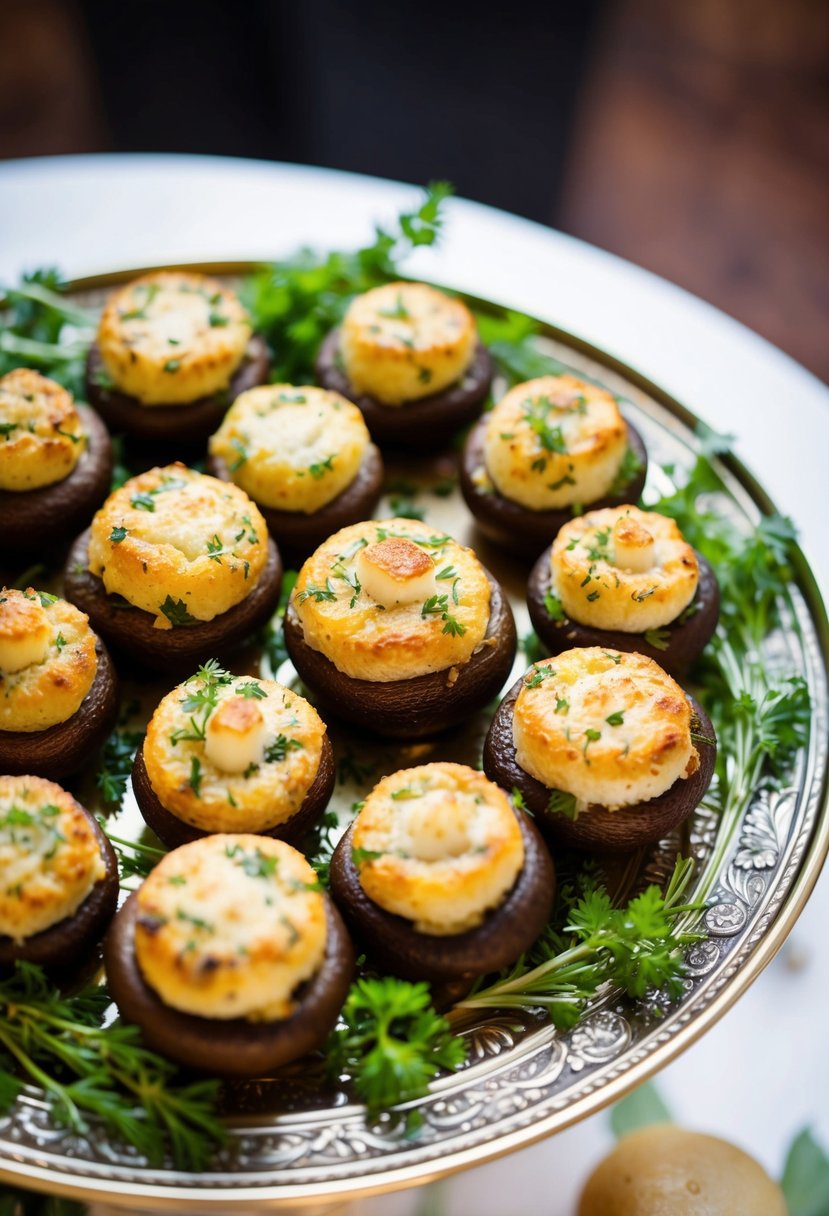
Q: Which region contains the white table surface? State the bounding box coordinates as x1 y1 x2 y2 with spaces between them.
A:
0 154 826 1214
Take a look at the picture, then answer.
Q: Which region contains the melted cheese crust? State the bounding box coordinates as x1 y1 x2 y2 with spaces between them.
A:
0 776 105 942
513 649 698 811
551 506 699 632
134 834 326 1021
143 674 326 832
340 282 477 405
97 271 252 405
0 370 85 491
292 519 491 681
351 762 524 936
88 464 269 629
482 375 627 509
209 385 369 513
0 590 97 732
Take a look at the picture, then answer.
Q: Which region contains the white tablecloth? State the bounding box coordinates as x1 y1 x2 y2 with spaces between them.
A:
0 154 826 1214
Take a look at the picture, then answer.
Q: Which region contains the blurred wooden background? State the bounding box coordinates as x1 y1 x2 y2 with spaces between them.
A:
0 0 826 381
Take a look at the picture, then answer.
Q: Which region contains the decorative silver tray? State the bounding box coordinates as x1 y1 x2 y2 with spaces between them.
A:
1 267 827 1213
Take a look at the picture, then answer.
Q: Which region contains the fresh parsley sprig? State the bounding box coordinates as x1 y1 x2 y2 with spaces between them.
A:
326 977 466 1119
455 858 701 1027
242 182 453 382
0 963 225 1170
650 445 811 911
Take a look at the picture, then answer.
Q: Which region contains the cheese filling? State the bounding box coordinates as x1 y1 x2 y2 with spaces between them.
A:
209 385 370 513
351 762 525 936
87 463 269 629
0 369 86 491
134 835 327 1021
292 519 491 681
355 537 437 607
143 670 327 833
513 649 699 813
481 374 629 510
0 589 98 732
97 271 252 406
550 507 700 632
0 592 50 673
340 282 477 405
0 776 105 943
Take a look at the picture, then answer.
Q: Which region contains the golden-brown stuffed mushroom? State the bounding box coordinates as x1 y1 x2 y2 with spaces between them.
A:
460 374 648 557
484 649 716 851
283 518 516 737
63 464 282 672
316 282 493 449
0 588 118 779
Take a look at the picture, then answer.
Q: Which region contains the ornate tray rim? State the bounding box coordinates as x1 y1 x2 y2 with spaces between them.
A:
2 262 828 1212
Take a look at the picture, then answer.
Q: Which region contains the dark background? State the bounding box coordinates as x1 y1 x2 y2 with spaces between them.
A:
1 0 827 381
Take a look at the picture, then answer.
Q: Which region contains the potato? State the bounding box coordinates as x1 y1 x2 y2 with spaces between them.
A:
578 1124 787 1215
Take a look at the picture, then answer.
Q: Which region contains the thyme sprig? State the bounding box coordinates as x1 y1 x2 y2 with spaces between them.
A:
0 964 225 1170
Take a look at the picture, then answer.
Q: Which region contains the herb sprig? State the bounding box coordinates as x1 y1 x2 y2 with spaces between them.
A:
0 271 97 397
649 444 810 912
455 858 701 1026
242 182 452 382
0 964 225 1170
326 978 466 1120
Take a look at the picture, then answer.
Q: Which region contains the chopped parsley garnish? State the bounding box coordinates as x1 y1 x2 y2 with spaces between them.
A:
159 596 198 627
265 734 303 763
237 681 267 700
130 492 156 512
422 593 466 637
524 664 556 689
226 843 279 879
606 711 625 726
546 790 579 820
176 907 213 933
309 454 336 479
110 525 128 543
188 757 203 798
377 291 411 320
296 578 338 604
330 560 361 608
206 535 226 562
583 728 601 761
163 359 181 373
421 594 448 618
228 437 248 471
543 591 566 621
523 396 567 455
351 847 384 867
